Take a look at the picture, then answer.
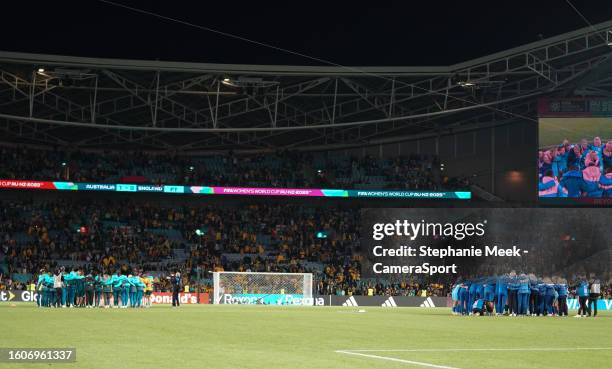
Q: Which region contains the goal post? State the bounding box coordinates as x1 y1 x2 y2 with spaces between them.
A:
213 271 313 306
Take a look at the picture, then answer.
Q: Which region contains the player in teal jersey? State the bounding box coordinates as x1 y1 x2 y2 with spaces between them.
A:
84 274 95 308
120 273 130 308
94 274 104 308
36 269 46 307
101 273 113 308
128 274 138 308
75 270 86 307
60 267 67 307
37 270 51 307
135 274 146 308
64 269 77 307
44 271 54 307
111 271 122 308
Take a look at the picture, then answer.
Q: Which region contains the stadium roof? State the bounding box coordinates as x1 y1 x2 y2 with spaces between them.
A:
1 20 611 152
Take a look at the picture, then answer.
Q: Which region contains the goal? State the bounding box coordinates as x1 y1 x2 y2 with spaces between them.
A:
213 271 313 305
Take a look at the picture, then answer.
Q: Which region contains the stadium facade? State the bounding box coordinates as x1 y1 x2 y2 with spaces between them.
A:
1 20 611 201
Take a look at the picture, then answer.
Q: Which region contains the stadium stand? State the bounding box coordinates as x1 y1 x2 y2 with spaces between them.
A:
1 198 610 298
0 145 448 190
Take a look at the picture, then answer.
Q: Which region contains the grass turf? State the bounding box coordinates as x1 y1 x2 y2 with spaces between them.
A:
0 304 610 369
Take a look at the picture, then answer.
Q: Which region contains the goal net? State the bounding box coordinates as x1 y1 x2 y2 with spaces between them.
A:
213 271 313 306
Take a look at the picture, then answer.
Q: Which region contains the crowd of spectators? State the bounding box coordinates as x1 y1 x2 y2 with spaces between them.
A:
2 198 609 298
0 198 465 296
0 145 454 190
317 277 447 297
0 199 363 293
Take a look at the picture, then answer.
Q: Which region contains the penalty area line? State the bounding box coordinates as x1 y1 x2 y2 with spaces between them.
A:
335 350 461 369
340 347 612 353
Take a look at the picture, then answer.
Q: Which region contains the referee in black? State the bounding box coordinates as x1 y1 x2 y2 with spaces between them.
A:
170 272 181 308
588 277 601 317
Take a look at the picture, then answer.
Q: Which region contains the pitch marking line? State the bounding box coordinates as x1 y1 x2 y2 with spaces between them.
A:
335 350 461 369
335 348 612 369
341 347 612 352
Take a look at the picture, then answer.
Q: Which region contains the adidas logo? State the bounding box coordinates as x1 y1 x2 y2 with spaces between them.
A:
342 296 359 307
381 296 397 307
420 297 435 308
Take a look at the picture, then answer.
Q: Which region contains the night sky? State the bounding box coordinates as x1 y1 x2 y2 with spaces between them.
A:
1 1 611 66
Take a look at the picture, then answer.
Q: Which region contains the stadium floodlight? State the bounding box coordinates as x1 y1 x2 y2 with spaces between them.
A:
458 81 475 87
221 76 279 88
213 271 313 306
221 77 237 87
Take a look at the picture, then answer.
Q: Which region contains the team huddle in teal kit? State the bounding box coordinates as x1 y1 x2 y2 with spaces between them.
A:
36 267 153 308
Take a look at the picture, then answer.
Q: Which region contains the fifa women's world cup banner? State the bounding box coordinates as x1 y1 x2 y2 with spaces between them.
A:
360 208 611 282
0 180 471 199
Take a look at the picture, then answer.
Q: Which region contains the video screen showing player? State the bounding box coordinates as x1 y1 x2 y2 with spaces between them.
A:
538 118 612 198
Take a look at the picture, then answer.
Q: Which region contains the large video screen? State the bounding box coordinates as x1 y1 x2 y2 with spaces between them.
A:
538 117 612 199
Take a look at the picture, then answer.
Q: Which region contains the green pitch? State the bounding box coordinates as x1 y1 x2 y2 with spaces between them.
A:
539 117 612 148
0 304 611 369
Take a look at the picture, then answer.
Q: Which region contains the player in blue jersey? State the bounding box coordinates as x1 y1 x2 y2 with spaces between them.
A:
506 274 519 316
575 278 590 318
544 280 556 316
451 282 461 315
517 274 530 316
537 280 547 316
483 278 496 308
467 280 480 315
495 275 508 315
472 298 486 316
555 279 569 317
459 281 469 315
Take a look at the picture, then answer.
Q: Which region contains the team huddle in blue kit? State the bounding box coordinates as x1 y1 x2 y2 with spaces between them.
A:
451 273 601 317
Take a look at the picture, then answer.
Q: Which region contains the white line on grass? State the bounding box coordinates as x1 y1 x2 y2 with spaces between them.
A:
335 347 612 369
340 347 612 353
335 350 461 369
